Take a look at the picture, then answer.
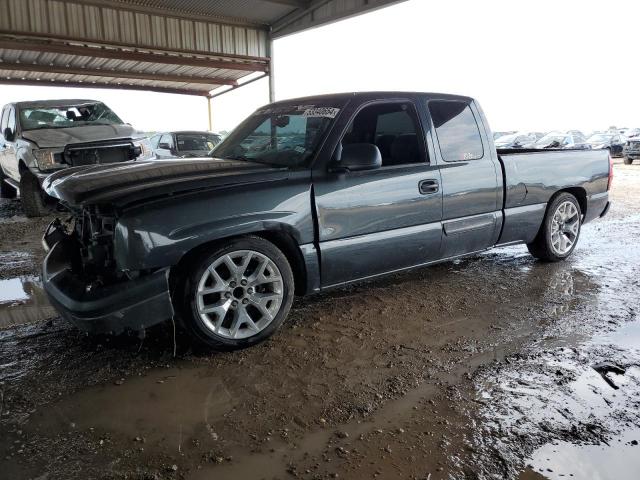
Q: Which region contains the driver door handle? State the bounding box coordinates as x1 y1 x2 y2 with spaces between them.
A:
419 179 439 195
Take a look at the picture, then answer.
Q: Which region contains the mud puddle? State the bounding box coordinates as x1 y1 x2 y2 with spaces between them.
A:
521 428 640 480
0 275 57 329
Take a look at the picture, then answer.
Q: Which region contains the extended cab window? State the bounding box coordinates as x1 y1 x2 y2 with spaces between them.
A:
343 102 426 166
429 101 484 161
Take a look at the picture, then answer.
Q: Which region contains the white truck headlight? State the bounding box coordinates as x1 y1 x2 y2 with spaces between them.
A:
133 138 155 161
34 150 64 171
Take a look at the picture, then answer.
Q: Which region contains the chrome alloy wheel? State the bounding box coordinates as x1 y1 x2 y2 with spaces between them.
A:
550 201 580 255
196 250 284 339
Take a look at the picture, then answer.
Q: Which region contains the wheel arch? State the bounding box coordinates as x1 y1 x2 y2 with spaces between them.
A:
554 187 587 218
169 229 308 297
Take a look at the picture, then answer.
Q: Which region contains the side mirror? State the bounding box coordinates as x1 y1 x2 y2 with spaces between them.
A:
332 143 382 172
3 127 14 142
158 142 171 150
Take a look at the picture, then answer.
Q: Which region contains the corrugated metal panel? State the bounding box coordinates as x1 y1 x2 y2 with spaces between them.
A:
0 0 406 96
0 0 269 58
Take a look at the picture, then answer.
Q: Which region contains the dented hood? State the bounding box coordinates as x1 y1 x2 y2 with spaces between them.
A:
43 157 287 207
21 124 136 148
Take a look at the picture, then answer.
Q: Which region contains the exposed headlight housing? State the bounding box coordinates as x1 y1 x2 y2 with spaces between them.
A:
34 149 65 171
133 138 155 161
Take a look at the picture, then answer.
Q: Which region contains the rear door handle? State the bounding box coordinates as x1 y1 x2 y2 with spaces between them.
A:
419 179 439 195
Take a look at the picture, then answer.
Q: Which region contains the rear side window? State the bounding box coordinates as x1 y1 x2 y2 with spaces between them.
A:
429 101 484 161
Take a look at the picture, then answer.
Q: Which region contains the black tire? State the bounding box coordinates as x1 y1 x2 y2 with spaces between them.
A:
19 172 49 217
176 236 295 351
624 157 633 165
0 169 17 198
527 192 582 262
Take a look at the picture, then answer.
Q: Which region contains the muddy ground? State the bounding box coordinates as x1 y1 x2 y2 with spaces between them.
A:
1 161 639 480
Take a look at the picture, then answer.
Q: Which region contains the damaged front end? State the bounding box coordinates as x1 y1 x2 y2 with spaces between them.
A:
42 206 174 335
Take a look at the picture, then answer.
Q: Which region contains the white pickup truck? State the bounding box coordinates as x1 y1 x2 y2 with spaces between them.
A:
0 99 153 217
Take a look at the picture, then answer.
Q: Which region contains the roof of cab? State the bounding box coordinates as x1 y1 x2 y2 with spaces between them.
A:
266 91 474 107
12 99 101 109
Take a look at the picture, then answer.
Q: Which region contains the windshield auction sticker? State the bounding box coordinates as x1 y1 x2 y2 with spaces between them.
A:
302 107 340 118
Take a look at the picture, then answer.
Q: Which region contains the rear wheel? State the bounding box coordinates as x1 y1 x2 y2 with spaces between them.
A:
0 169 17 198
527 192 582 262
624 157 633 165
19 172 49 217
177 236 295 351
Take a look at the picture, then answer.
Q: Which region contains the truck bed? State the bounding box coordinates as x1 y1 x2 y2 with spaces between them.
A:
496 148 610 245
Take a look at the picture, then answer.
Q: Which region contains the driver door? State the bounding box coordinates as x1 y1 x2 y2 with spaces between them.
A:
313 99 443 288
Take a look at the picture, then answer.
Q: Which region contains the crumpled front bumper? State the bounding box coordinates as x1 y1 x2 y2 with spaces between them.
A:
42 226 174 335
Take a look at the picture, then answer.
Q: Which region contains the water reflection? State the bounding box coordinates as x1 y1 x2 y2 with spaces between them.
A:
0 276 57 329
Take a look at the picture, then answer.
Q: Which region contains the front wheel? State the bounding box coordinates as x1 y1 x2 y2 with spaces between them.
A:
20 172 50 217
177 236 295 351
624 157 633 165
527 193 582 262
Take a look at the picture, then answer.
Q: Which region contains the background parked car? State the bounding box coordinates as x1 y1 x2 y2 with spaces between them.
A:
150 131 222 159
623 138 640 165
524 131 590 150
586 133 626 156
0 99 153 217
622 128 640 139
494 132 542 149
492 131 516 140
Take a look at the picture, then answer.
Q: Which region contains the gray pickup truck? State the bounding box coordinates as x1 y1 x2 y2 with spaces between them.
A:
41 92 612 350
0 99 154 217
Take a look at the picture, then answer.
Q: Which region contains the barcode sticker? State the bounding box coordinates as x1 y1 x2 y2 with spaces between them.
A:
302 107 340 119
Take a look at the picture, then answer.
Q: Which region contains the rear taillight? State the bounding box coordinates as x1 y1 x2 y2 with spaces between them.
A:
607 154 614 190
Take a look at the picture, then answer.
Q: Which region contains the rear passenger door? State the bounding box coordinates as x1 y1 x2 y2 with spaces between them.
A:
314 98 443 288
427 99 502 258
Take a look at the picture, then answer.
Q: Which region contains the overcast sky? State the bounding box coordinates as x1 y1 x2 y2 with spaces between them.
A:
1 0 637 134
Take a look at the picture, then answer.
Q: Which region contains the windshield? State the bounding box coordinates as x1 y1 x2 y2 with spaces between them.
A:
18 102 123 131
587 134 613 143
176 133 221 152
213 104 341 167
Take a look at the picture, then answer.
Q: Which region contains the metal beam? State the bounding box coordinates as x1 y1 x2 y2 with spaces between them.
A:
0 62 238 86
208 74 269 100
272 0 408 38
0 30 269 63
0 38 269 73
0 78 209 97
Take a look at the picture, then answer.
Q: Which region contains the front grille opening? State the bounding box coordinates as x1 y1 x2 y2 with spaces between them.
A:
66 146 132 167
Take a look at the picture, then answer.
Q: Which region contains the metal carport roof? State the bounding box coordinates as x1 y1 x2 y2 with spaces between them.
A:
0 0 406 99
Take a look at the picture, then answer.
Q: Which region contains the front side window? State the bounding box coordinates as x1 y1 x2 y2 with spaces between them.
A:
429 100 484 161
18 102 123 131
215 104 341 167
342 102 426 166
